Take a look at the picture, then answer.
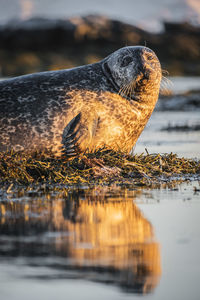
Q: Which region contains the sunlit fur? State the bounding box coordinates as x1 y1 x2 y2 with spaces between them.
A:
0 46 162 156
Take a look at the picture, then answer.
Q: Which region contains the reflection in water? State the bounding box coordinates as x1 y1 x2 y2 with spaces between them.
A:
0 187 161 294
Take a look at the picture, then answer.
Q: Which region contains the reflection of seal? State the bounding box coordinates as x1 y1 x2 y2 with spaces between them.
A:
0 46 161 156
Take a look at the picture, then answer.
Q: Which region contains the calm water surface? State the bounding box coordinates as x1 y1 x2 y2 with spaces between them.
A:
136 110 200 159
0 182 200 300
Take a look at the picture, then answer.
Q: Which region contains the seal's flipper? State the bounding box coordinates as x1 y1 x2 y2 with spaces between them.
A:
61 113 81 157
62 111 99 157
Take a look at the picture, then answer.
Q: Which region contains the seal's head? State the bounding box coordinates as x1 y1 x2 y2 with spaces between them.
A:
102 46 162 101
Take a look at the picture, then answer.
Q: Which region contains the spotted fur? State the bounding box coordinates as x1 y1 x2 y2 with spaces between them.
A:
0 46 161 156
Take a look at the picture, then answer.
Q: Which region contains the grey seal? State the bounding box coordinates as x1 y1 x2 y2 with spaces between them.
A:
0 46 162 156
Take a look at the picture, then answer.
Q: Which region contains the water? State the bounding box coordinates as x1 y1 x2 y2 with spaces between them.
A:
136 111 200 159
0 182 200 300
0 73 200 299
168 76 200 94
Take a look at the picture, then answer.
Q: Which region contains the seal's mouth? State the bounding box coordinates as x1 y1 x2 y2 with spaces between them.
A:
102 62 140 102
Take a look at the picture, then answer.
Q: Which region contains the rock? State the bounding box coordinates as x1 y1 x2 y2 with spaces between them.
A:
0 15 200 76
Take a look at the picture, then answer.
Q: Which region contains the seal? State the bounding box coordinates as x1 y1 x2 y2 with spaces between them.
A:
0 46 161 156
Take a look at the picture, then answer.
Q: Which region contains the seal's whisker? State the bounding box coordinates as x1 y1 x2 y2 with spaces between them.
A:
120 83 131 98
127 86 131 98
160 76 173 95
126 84 131 98
127 82 134 98
119 87 126 98
119 85 126 96
121 84 129 96
159 75 173 95
124 83 130 97
128 83 133 98
130 83 135 97
160 81 168 90
119 80 137 99
160 79 168 88
160 83 170 93
123 87 128 97
162 76 173 87
121 81 136 99
160 87 171 96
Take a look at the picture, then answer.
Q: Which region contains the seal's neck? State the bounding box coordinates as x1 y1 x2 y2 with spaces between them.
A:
132 82 160 110
101 60 120 91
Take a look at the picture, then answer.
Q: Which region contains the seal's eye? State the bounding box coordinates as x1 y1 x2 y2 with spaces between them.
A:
121 55 132 67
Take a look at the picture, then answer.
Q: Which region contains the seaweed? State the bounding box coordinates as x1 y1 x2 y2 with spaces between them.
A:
0 149 199 189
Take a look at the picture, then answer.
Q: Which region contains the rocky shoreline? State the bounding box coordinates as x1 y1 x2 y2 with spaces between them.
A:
0 15 200 77
157 89 200 111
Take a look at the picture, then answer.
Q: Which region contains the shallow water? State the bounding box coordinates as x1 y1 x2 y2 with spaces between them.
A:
168 76 200 94
0 182 200 300
136 111 200 159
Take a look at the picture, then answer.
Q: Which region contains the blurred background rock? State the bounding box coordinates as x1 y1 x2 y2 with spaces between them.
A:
0 0 200 77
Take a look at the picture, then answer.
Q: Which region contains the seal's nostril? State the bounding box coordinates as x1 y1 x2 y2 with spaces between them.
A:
137 64 149 79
